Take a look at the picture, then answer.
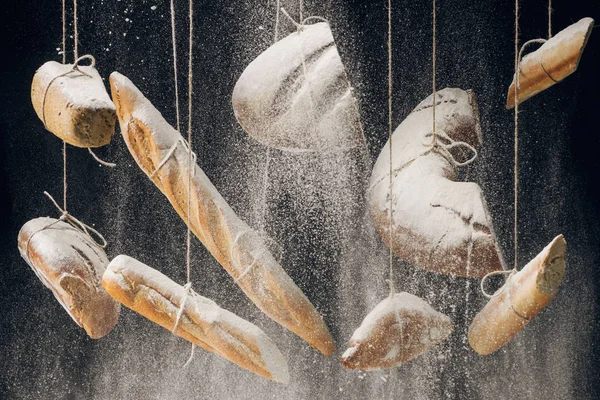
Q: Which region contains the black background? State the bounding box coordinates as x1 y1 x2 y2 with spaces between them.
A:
1 0 599 399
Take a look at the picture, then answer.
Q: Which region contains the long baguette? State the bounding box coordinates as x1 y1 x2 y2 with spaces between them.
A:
103 255 290 383
109 72 334 356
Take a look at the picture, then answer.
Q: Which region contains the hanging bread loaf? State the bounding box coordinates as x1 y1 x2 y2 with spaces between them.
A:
468 235 566 355
369 88 504 278
18 217 120 339
109 71 334 356
232 22 364 152
102 255 290 383
506 18 594 108
31 56 116 148
341 292 453 370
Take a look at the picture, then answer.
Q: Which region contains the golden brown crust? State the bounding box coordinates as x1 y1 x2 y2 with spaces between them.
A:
506 18 594 108
109 72 334 356
468 235 566 355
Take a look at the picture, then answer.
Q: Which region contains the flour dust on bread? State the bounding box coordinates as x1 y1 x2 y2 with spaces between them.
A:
102 255 290 383
369 88 504 278
18 217 120 339
341 292 453 370
232 22 364 152
31 60 116 148
109 71 334 356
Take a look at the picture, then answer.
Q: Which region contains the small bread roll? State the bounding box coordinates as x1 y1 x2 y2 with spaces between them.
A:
18 217 120 339
102 255 290 384
341 293 453 370
468 235 566 355
31 59 116 148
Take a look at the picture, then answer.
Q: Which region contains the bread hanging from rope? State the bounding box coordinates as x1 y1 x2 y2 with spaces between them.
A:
18 217 120 339
31 56 116 148
102 255 290 383
232 22 364 152
468 235 566 355
506 18 594 108
369 88 504 278
109 71 334 356
341 292 453 370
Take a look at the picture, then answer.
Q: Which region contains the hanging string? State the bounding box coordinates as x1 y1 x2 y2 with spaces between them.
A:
431 0 437 146
170 0 181 132
274 0 281 41
183 0 195 367
513 0 519 273
386 0 395 297
299 0 303 26
73 0 78 60
62 0 67 210
548 0 552 39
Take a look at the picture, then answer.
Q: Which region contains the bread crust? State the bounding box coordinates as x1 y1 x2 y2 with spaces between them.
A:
18 217 120 339
103 255 290 383
109 72 334 356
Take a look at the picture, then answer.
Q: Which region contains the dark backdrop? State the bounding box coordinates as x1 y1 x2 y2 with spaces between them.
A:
1 0 599 399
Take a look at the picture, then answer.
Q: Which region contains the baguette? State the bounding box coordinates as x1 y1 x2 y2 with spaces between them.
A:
506 18 594 109
31 58 116 148
18 217 120 339
468 235 566 355
341 293 453 370
102 255 290 383
109 71 334 356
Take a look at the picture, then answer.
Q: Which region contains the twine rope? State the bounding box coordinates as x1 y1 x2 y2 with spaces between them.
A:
387 0 394 296
170 0 181 132
25 191 108 266
149 138 197 179
62 0 67 209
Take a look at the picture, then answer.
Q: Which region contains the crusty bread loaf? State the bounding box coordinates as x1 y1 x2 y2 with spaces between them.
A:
102 255 290 383
232 22 364 152
468 235 566 355
18 217 120 339
506 18 594 109
341 293 453 370
369 88 504 278
109 71 334 356
31 60 116 148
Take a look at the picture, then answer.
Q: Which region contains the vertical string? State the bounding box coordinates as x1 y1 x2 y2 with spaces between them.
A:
171 0 181 132
387 0 395 296
186 0 194 284
73 0 78 59
274 0 281 42
62 0 67 211
432 0 437 145
513 0 519 271
548 0 552 39
299 0 303 24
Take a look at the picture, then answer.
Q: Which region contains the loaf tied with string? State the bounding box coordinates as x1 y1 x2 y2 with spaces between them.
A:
506 17 594 109
102 255 289 383
369 88 504 278
31 56 116 148
109 72 334 356
341 292 453 370
18 217 120 339
468 235 566 355
232 22 364 152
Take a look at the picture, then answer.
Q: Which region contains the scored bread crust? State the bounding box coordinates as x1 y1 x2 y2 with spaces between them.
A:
102 255 290 383
109 71 334 356
18 217 120 339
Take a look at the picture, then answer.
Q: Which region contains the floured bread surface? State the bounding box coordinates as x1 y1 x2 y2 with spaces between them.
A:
18 217 120 339
468 235 566 355
506 17 594 108
102 255 290 384
369 88 504 278
232 22 364 152
109 71 334 356
341 292 453 370
31 61 116 148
